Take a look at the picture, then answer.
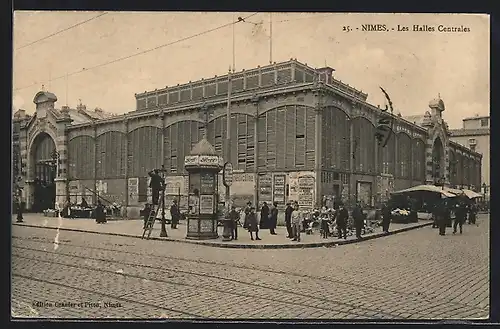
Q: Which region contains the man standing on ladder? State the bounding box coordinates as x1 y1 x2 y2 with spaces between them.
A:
148 169 163 206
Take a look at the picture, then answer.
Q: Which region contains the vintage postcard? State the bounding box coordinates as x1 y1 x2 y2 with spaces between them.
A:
12 11 490 320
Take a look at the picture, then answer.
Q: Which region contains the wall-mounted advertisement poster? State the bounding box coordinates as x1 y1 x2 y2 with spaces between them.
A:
298 174 315 210
258 174 273 204
273 174 286 205
128 178 139 205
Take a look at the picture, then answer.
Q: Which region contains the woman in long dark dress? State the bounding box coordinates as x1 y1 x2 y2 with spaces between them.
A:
95 200 106 224
247 207 261 241
260 202 269 230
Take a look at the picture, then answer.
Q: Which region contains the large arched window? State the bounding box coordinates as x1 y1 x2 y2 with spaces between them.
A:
164 121 204 174
449 150 457 186
96 131 126 179
351 117 376 174
322 106 350 171
412 138 425 182
68 135 95 180
396 133 412 179
456 153 463 186
258 105 315 171
377 130 396 176
463 155 470 186
127 126 162 177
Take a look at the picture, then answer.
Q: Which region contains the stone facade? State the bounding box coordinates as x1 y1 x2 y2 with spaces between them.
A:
13 59 482 215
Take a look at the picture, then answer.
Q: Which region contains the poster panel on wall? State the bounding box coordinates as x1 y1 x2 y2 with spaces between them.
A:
258 174 273 204
273 174 286 205
298 174 315 210
128 178 139 205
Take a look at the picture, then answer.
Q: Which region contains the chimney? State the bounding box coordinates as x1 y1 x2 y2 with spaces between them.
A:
76 100 86 112
13 109 26 119
316 67 335 84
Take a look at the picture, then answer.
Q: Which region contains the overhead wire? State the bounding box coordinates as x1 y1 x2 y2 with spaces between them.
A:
13 12 259 92
15 12 108 51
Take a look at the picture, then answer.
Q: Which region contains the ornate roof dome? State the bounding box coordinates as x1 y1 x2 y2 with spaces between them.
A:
190 138 217 156
33 91 57 104
428 97 445 112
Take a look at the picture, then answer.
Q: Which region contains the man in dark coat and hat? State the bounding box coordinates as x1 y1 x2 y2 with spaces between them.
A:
335 202 348 239
381 202 391 233
352 202 364 239
148 169 163 206
170 199 180 229
269 202 278 235
284 202 294 238
260 202 269 230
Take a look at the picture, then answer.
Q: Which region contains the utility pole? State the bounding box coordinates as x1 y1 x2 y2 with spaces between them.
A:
269 12 273 64
232 14 236 72
225 67 233 210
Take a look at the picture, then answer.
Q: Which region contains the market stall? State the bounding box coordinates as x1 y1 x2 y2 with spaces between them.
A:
390 184 456 221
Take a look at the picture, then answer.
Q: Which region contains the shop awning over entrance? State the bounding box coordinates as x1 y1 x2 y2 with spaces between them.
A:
391 184 456 198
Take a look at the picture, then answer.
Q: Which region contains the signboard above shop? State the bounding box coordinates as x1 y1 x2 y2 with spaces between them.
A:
184 155 222 167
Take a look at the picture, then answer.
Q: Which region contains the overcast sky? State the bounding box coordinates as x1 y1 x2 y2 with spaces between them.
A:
13 12 489 129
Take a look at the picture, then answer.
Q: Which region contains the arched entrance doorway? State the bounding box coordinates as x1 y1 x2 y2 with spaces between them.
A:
30 132 57 212
432 137 445 185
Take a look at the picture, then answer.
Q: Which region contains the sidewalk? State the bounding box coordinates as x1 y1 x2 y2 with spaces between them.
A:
12 214 433 249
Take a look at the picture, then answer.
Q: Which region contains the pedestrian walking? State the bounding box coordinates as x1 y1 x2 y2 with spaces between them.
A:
246 207 261 240
352 202 364 239
468 203 477 225
291 202 301 242
228 205 240 240
431 202 439 228
335 202 348 239
260 202 269 230
284 202 294 238
16 194 24 223
320 207 330 238
170 199 180 229
381 203 391 233
269 202 278 235
243 201 252 229
437 200 447 236
453 200 467 234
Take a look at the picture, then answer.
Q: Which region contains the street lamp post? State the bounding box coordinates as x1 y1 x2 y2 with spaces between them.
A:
159 165 168 238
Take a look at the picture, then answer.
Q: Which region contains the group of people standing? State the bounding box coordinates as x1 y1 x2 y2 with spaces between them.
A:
225 199 395 242
318 202 392 240
432 198 478 236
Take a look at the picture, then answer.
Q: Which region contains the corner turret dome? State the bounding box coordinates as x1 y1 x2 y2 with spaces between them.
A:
33 91 57 104
428 97 445 112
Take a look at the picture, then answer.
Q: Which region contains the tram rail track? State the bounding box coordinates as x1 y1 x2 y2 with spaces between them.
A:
12 273 203 318
13 248 396 319
11 234 488 315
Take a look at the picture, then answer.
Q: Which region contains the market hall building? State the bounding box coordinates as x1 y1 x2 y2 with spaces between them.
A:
13 59 482 215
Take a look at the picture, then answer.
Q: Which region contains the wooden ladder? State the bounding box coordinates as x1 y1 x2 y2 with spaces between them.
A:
141 196 163 239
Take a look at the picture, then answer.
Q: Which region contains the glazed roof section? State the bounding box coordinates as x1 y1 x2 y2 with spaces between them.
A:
449 128 490 137
134 59 369 111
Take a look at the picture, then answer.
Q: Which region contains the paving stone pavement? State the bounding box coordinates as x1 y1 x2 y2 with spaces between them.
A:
11 214 490 320
12 213 431 248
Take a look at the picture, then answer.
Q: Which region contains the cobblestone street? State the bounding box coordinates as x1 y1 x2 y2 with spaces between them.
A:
11 214 490 320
